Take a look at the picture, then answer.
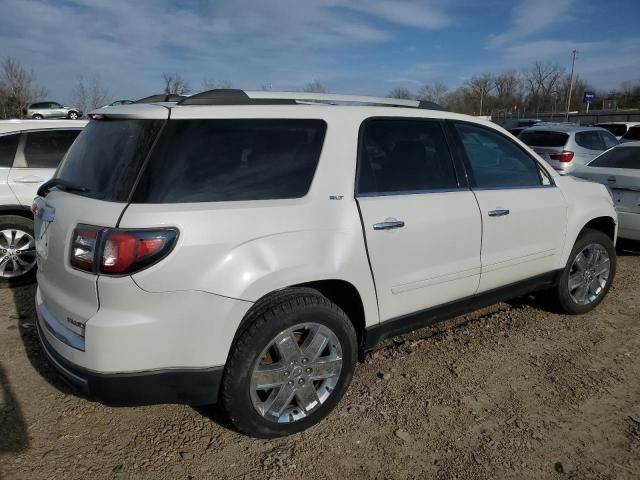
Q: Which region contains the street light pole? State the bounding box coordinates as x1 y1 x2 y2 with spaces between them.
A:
565 49 577 122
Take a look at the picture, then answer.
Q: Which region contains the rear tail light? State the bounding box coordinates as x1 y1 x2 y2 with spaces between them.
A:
70 225 177 275
549 150 574 162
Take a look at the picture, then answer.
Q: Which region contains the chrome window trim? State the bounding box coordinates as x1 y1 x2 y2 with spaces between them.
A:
356 187 470 198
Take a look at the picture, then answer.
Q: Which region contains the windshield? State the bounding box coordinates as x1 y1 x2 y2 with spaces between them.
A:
55 118 164 201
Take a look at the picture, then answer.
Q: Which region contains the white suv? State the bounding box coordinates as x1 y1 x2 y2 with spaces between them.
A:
0 120 86 286
33 90 617 438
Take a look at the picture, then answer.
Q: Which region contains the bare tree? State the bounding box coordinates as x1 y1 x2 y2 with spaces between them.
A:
523 61 564 115
387 87 413 99
202 78 232 90
417 81 449 104
71 75 110 113
162 73 192 95
0 57 47 119
463 73 494 115
302 80 327 93
258 83 272 91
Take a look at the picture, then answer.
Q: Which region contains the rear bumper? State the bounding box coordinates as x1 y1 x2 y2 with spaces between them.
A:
37 320 223 406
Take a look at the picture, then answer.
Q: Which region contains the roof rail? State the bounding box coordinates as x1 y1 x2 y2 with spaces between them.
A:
175 89 446 111
135 94 188 104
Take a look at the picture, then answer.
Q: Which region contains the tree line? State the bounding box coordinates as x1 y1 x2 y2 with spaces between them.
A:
1 56 638 120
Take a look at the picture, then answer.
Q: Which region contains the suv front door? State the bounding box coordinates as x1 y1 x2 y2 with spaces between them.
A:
452 122 567 292
356 118 482 321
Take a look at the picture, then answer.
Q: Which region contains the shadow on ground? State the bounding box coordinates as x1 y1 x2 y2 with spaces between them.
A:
0 363 28 453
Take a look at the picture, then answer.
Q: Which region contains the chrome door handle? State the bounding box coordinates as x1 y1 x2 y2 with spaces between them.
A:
488 208 510 217
13 176 45 183
607 176 616 184
373 219 405 230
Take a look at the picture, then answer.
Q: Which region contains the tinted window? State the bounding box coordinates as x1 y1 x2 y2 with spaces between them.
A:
132 119 326 203
56 119 163 201
22 130 81 168
49 103 62 109
589 147 640 169
518 131 569 147
596 124 627 137
600 131 618 150
0 134 20 168
575 131 604 150
455 123 542 188
356 119 457 195
623 126 640 141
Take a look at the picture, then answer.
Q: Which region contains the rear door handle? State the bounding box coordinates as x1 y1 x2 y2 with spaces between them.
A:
488 208 510 217
13 176 45 183
373 219 405 230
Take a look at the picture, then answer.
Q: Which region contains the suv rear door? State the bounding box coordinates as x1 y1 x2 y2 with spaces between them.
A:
355 118 481 321
452 122 567 292
34 113 166 347
8 129 82 205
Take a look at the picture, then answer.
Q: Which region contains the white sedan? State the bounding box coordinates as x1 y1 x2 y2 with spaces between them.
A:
572 142 640 240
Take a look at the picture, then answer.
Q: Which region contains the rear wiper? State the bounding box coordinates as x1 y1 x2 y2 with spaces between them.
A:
37 178 89 197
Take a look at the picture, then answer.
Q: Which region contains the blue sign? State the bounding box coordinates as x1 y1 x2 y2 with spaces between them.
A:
583 92 595 104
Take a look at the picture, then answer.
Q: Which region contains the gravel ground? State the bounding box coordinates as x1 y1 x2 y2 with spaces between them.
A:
1 242 639 480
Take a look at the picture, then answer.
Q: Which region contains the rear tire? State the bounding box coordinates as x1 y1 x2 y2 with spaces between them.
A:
67 111 79 120
32 114 43 120
553 228 616 314
221 288 357 438
0 215 37 288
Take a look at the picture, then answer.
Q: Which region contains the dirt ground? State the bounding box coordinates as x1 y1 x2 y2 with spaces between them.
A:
1 243 639 480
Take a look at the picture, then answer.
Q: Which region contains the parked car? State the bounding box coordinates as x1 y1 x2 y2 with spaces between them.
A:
0 119 86 286
502 118 542 137
33 90 617 438
25 102 82 120
519 124 618 174
594 122 640 140
620 125 640 143
570 142 640 240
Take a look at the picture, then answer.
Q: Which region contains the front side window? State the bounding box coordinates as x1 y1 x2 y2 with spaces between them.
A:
132 119 327 203
49 102 62 109
356 118 458 195
575 131 604 150
0 133 20 168
22 130 81 168
589 147 640 169
455 123 542 188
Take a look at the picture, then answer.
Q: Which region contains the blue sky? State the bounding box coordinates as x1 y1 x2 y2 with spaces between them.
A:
1 0 639 103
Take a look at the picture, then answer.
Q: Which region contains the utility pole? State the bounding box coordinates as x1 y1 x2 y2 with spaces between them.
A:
565 49 577 122
479 87 484 117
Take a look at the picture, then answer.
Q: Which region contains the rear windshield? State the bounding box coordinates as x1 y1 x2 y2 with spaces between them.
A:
55 119 164 201
518 131 569 147
596 124 627 137
589 147 640 169
131 119 326 203
623 126 640 141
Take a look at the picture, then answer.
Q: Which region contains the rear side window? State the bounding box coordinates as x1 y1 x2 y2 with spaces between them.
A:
356 118 458 195
518 131 569 147
596 124 626 137
22 130 81 168
623 126 640 141
600 131 618 150
132 119 326 203
575 131 604 150
56 119 163 201
455 123 542 188
0 133 20 168
589 147 640 169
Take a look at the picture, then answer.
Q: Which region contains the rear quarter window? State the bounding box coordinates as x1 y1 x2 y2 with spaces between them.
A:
132 119 327 203
575 131 604 150
518 131 569 147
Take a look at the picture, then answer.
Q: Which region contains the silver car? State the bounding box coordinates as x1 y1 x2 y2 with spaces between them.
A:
571 142 640 240
25 102 82 120
519 124 618 174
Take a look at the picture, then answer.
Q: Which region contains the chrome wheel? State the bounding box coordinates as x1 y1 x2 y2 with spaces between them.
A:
250 323 343 423
568 243 611 305
69 112 78 119
0 229 37 278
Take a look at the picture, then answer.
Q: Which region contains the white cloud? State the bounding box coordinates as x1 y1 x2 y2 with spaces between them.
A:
487 0 575 47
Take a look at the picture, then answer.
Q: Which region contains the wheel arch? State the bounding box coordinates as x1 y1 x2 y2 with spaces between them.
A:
0 205 33 220
581 216 616 241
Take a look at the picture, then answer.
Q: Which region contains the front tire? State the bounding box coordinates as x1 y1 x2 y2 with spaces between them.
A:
554 228 616 314
0 215 37 288
67 111 79 120
221 288 357 438
32 114 43 120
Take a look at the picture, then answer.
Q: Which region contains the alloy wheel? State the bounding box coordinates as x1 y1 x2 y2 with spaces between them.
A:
0 229 37 279
568 243 611 305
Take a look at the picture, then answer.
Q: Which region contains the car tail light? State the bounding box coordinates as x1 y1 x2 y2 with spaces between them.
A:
549 150 574 162
70 225 177 275
70 226 101 272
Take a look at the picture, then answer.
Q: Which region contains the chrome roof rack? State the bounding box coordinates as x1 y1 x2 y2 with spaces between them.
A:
177 89 446 111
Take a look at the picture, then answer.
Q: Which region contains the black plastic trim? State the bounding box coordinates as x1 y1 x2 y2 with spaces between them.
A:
135 94 187 104
363 270 562 350
37 321 222 406
178 89 296 106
